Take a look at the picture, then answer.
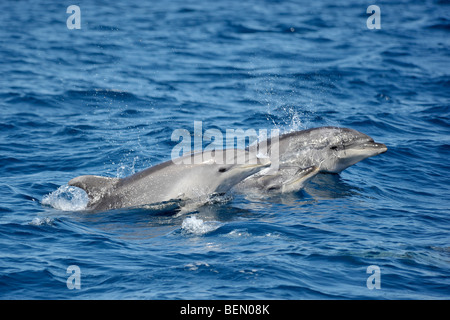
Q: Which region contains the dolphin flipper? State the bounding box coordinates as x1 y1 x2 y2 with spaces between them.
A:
68 175 119 204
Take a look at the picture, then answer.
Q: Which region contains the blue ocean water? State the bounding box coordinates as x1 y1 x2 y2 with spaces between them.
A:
0 0 449 300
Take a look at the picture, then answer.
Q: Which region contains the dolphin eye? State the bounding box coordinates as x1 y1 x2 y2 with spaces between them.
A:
218 167 228 173
330 146 338 150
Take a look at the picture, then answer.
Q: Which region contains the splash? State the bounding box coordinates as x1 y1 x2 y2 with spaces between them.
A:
181 215 220 236
114 155 141 178
284 106 307 132
41 185 88 211
29 217 54 226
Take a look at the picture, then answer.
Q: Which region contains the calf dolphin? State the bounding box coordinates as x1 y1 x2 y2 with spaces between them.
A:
69 150 270 212
234 165 320 195
234 126 387 194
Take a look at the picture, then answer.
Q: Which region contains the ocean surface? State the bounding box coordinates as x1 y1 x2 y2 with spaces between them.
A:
0 0 449 300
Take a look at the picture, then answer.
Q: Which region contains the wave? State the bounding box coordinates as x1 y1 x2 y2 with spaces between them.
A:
65 89 139 101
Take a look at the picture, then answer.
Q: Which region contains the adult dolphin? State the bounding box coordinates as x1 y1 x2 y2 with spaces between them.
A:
69 150 270 212
257 126 387 173
234 126 387 194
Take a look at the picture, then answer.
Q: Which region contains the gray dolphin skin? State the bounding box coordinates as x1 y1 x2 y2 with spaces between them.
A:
234 126 387 194
68 126 386 211
261 126 386 173
235 165 320 195
69 150 270 212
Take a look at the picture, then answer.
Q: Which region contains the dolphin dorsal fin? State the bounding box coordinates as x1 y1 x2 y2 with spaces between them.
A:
68 175 119 202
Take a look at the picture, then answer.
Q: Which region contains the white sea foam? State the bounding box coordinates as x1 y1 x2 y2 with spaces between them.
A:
41 185 88 211
226 229 251 238
181 215 220 235
184 262 210 271
29 217 54 226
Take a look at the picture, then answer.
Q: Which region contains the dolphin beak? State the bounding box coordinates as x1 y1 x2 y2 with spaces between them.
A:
286 166 320 186
298 166 320 176
241 161 272 169
365 142 388 155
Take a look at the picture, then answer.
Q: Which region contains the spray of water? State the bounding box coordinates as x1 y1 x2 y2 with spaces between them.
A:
41 185 89 211
181 215 221 235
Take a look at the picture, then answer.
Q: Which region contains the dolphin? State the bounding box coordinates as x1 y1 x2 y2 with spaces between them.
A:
69 150 270 212
234 165 320 195
234 126 387 194
257 126 387 173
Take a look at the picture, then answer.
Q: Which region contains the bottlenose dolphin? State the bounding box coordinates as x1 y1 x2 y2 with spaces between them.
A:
257 126 386 173
234 126 387 194
69 150 270 212
234 165 320 195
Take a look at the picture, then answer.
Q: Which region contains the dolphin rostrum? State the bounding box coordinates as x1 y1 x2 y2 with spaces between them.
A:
234 126 387 194
69 149 270 212
233 165 320 195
